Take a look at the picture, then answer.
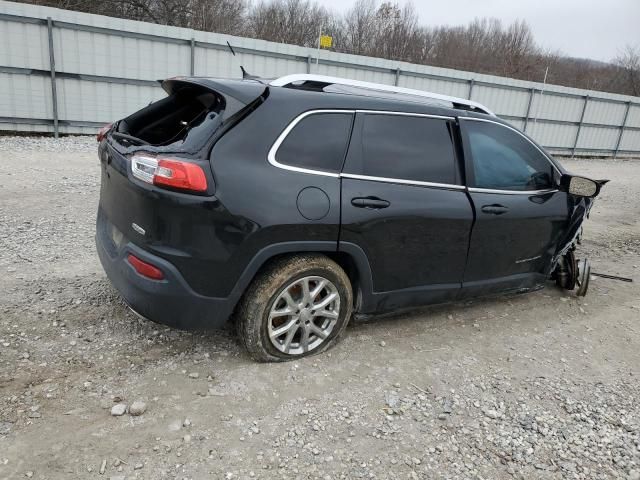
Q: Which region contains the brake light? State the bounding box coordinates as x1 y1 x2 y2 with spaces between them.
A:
127 254 164 280
131 155 207 193
155 159 208 192
97 123 113 142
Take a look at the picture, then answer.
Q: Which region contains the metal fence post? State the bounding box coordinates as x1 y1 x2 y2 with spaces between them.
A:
394 68 401 86
306 55 312 74
46 17 59 138
613 101 631 159
190 38 195 75
572 95 589 158
522 88 535 133
467 79 475 100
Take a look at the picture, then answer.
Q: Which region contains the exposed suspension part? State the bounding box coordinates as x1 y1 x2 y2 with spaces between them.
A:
555 250 591 296
555 250 576 290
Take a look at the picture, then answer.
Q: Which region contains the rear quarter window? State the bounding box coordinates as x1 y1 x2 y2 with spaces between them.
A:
274 112 353 173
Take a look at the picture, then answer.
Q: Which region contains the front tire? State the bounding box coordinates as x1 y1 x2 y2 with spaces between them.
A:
236 254 353 362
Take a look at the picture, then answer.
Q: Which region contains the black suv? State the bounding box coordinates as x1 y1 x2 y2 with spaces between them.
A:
96 74 603 361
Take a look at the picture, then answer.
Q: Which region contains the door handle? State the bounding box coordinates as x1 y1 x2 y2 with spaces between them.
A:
481 204 509 215
351 197 390 209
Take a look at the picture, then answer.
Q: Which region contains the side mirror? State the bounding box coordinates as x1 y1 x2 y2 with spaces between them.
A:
560 174 606 198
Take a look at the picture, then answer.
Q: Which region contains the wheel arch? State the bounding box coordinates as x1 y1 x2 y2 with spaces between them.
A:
227 241 374 315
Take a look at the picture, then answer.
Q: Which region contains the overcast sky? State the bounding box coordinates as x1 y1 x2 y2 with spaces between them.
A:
321 0 640 62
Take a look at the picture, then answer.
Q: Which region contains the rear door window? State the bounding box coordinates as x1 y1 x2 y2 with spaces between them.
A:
463 120 555 191
345 113 458 185
275 112 353 173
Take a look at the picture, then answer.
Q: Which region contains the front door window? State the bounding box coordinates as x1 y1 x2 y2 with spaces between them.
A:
465 120 554 191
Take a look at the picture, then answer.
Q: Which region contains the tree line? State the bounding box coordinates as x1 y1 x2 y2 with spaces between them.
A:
19 0 640 96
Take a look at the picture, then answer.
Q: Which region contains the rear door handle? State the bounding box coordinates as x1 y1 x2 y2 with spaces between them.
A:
351 197 390 209
481 204 509 215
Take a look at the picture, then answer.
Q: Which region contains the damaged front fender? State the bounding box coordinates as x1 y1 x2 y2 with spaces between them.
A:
550 175 608 282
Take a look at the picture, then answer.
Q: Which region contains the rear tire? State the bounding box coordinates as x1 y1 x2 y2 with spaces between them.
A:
236 254 353 362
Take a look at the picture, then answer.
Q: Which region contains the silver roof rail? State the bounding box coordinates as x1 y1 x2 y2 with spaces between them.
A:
269 74 495 116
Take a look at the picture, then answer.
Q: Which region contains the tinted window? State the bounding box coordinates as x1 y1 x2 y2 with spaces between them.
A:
348 114 457 184
465 121 554 191
276 113 353 172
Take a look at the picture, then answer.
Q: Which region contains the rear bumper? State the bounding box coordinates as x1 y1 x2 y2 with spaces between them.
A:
96 209 232 330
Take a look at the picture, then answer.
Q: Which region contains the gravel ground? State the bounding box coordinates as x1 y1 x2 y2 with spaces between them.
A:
0 136 639 480
0 135 96 152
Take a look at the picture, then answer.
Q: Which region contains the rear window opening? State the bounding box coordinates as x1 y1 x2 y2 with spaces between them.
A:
115 86 224 148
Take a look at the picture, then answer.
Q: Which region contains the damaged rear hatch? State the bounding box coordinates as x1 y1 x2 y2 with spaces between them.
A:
108 77 267 156
97 77 267 293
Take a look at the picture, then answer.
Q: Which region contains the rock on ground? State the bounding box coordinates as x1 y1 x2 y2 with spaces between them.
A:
128 401 147 416
110 404 127 416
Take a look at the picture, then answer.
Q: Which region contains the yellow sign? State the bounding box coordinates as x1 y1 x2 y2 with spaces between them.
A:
319 35 333 48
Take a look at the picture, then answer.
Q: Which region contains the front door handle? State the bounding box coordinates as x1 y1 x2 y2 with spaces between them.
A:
481 204 509 215
351 197 390 209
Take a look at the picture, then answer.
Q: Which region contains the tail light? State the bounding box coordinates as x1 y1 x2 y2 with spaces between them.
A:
131 155 207 193
127 254 164 280
97 123 113 142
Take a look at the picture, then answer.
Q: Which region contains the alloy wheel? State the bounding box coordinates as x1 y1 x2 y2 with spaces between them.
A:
267 275 340 355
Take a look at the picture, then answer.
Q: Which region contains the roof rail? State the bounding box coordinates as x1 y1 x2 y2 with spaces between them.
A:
269 74 495 116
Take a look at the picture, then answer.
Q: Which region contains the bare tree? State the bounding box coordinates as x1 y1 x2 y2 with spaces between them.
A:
247 0 329 47
373 2 419 61
188 0 248 34
341 0 377 55
614 45 640 96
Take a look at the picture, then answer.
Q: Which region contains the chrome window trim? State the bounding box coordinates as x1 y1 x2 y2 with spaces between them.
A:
340 173 464 190
459 116 562 176
267 111 563 195
267 109 354 178
468 187 559 195
268 109 456 179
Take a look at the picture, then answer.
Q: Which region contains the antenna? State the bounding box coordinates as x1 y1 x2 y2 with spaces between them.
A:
226 41 236 56
226 41 258 80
